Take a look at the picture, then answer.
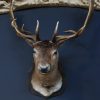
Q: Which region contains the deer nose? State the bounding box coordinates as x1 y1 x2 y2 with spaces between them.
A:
39 64 50 74
40 67 49 73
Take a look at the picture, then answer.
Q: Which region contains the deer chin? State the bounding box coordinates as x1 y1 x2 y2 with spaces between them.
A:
31 76 62 97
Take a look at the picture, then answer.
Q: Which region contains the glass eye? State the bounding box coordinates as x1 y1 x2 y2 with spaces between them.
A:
53 51 57 55
33 50 36 53
33 49 37 54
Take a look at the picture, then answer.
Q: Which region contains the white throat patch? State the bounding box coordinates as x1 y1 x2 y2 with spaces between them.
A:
31 77 62 97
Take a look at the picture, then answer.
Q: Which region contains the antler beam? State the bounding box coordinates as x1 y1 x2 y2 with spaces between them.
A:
9 0 41 44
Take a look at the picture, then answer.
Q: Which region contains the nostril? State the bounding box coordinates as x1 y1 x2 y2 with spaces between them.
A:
40 67 49 73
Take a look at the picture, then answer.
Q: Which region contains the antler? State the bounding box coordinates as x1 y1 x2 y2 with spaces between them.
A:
9 0 40 45
52 21 59 42
52 0 94 44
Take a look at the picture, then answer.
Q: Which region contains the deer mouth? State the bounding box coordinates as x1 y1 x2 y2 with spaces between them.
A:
43 85 54 89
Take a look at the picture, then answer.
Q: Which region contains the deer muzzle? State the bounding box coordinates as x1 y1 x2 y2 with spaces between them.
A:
38 64 51 74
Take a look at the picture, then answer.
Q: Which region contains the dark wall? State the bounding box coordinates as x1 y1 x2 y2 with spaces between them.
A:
0 7 100 100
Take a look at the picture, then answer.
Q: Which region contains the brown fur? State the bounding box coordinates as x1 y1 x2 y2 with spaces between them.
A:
31 41 62 88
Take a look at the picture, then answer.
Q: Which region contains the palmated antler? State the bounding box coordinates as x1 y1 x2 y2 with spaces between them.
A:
52 0 94 44
9 0 40 45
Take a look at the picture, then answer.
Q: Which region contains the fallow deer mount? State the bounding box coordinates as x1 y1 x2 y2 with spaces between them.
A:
9 0 94 97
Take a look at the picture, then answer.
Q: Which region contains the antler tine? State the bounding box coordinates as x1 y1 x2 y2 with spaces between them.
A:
54 21 59 34
9 0 35 40
35 20 39 34
35 20 41 41
52 21 59 42
56 0 94 41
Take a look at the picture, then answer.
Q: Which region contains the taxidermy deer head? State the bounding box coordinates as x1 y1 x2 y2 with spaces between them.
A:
9 0 94 97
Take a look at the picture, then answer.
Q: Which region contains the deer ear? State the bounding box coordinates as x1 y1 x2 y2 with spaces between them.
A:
56 40 66 47
55 36 68 47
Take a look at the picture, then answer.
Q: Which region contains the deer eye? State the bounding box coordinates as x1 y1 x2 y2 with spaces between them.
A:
53 50 57 55
33 48 38 54
33 50 36 53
